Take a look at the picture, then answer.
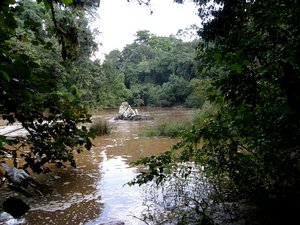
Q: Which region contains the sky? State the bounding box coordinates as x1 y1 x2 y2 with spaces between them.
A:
92 0 200 60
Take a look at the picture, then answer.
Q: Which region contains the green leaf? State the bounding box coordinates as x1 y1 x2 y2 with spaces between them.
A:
242 59 250 66
6 0 17 5
42 0 51 11
0 135 7 148
61 0 73 5
235 64 242 74
0 70 10 81
213 52 222 63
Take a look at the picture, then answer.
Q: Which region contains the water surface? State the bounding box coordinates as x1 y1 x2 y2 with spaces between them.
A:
0 107 195 225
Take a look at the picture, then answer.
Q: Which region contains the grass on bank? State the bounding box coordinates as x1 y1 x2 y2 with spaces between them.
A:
139 101 219 138
139 119 192 138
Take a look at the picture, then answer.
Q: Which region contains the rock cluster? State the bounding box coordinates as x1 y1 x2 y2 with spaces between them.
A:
114 102 154 121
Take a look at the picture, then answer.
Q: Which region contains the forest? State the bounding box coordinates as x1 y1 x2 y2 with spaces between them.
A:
0 0 299 224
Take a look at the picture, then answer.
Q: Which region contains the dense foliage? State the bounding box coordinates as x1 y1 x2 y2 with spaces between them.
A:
104 29 207 107
131 0 300 224
0 0 100 195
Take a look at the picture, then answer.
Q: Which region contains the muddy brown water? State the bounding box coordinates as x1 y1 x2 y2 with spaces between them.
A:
0 107 195 225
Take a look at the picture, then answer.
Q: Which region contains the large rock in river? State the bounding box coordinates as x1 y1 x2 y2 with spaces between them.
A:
114 102 154 121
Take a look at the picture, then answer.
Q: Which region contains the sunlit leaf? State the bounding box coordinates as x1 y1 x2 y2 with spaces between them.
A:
61 0 73 5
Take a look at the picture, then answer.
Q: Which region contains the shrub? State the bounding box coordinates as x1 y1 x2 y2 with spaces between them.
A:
89 119 111 136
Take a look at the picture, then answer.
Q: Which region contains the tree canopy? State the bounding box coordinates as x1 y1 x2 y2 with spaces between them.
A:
104 28 204 107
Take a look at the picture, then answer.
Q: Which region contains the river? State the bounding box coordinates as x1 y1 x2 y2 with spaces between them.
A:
0 107 195 225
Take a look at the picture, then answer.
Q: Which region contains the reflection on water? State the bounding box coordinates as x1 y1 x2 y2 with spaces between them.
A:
0 107 195 224
87 151 144 225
